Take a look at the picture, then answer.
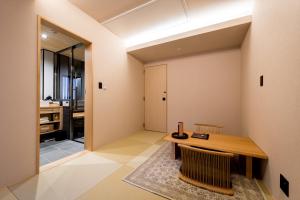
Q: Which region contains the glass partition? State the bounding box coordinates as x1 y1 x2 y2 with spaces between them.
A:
40 44 85 142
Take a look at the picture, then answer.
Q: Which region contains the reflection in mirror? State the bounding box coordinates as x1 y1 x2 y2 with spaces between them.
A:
40 49 54 100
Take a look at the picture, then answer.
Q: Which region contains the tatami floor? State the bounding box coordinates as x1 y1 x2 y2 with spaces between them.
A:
0 131 167 200
0 131 272 200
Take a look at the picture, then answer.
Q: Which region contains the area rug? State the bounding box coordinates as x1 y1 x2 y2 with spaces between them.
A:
123 142 265 200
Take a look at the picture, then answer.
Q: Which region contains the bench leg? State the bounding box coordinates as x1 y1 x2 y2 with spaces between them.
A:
246 156 253 179
174 143 181 159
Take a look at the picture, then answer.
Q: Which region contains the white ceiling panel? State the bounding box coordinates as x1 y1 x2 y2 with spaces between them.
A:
103 0 187 38
69 0 151 22
186 0 253 20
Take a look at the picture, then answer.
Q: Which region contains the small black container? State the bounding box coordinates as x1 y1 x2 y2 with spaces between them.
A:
171 132 188 139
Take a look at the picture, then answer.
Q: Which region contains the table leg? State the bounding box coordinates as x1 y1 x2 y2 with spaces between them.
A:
246 156 253 179
174 143 181 159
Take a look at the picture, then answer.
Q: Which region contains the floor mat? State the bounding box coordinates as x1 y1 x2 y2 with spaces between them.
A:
10 153 121 200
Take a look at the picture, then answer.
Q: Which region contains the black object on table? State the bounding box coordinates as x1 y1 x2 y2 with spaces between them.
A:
172 132 189 139
191 132 209 140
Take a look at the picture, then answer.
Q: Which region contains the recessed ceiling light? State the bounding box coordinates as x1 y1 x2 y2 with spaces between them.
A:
41 33 48 40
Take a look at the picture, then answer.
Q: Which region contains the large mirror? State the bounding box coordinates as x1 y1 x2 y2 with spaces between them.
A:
40 49 55 100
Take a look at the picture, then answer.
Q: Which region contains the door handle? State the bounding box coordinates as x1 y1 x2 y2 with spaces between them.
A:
162 97 166 101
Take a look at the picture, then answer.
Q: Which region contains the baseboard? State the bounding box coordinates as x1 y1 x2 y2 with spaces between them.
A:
255 179 274 200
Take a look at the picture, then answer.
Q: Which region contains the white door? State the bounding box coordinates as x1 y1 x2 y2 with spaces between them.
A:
145 65 167 132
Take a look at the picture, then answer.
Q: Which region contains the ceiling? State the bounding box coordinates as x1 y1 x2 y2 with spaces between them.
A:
128 17 251 63
41 24 85 61
69 0 151 22
41 25 79 52
69 0 253 48
103 0 186 39
59 46 85 62
68 0 253 62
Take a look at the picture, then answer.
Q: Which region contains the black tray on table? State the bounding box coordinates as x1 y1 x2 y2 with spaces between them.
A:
171 132 188 139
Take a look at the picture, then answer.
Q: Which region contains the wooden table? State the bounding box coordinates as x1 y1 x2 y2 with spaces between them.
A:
164 131 268 179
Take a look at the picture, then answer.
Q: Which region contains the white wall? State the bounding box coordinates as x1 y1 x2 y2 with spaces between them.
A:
0 0 144 187
146 49 241 135
241 0 300 199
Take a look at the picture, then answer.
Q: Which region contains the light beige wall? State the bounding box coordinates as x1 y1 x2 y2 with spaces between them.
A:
0 0 144 187
241 1 300 199
146 49 241 135
0 0 37 188
36 0 145 147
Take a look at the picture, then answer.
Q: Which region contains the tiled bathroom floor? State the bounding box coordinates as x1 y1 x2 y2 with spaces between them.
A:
40 140 84 166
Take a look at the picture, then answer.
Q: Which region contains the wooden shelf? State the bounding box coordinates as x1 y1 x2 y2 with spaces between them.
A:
40 111 60 114
40 106 63 135
73 112 84 119
40 129 60 135
40 120 60 125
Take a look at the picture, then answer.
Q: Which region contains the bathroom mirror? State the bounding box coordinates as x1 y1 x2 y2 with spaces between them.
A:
40 49 55 100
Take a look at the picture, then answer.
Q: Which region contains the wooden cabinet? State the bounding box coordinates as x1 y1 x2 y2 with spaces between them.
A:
40 106 63 134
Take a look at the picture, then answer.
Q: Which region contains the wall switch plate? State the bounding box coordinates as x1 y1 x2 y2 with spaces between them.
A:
260 75 264 86
280 174 289 197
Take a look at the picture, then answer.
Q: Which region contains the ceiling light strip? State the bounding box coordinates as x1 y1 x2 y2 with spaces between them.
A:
101 0 159 25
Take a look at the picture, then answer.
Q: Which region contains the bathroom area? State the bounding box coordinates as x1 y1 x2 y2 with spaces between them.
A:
39 22 86 166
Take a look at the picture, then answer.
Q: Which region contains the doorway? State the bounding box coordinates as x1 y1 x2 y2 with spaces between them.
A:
145 64 167 132
37 18 93 171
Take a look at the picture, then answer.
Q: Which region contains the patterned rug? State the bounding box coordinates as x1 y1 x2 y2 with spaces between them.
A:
123 142 265 200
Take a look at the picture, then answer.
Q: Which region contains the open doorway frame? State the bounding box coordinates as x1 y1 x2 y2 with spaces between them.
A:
36 16 93 173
